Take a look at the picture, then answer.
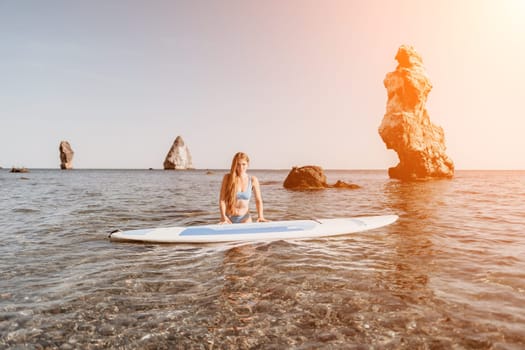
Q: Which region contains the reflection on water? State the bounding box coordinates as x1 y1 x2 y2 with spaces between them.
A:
1 169 524 348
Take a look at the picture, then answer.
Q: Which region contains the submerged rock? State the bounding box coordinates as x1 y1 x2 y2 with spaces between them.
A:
163 136 193 170
59 141 74 170
332 180 360 189
283 166 360 190
379 45 454 181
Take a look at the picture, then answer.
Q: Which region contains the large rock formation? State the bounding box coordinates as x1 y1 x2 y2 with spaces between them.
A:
378 45 454 181
164 136 193 170
59 141 74 170
283 165 360 190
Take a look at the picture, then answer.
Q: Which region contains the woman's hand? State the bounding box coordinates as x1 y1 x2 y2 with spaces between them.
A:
219 217 232 225
256 217 269 223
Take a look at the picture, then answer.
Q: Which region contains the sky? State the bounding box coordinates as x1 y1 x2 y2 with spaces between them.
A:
1 0 524 170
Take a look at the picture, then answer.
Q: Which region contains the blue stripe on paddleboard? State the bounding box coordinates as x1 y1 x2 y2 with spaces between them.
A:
180 221 317 236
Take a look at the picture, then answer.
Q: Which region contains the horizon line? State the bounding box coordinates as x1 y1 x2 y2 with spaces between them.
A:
3 167 525 172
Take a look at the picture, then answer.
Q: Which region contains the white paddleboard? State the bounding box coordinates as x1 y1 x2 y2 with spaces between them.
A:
109 215 398 243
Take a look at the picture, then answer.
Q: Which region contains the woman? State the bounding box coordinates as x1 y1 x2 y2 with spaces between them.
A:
219 152 268 224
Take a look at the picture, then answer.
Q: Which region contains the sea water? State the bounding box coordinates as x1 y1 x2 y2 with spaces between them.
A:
1 169 524 349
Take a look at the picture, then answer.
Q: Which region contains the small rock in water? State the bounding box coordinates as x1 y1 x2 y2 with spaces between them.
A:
10 167 29 173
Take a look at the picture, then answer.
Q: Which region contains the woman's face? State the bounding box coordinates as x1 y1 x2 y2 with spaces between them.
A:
236 159 249 175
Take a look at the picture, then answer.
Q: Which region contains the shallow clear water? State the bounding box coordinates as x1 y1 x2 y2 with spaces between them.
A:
1 169 524 349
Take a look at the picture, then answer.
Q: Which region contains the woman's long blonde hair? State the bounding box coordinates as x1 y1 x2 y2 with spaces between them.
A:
225 152 250 214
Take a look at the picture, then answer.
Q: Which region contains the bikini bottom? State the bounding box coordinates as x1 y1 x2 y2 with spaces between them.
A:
228 212 251 224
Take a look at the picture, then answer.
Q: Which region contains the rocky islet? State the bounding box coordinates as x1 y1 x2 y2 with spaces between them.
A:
283 165 360 190
59 141 74 170
163 136 194 170
378 45 454 181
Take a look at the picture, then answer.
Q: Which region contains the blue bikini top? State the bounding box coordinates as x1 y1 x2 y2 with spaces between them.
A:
236 176 252 200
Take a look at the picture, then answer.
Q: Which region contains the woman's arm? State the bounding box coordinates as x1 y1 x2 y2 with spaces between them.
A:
252 176 268 222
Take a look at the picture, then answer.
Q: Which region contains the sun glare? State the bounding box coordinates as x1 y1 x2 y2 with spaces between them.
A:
501 0 525 30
